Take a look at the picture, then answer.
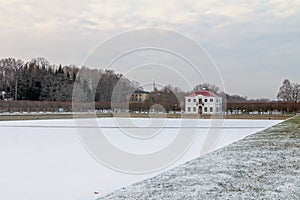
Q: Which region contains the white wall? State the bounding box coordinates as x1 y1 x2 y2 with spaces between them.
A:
185 96 222 114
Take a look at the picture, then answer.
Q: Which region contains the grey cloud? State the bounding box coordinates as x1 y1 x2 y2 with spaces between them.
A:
0 0 299 98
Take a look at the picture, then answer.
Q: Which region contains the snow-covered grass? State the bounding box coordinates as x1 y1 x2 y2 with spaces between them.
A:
0 118 282 200
100 116 300 200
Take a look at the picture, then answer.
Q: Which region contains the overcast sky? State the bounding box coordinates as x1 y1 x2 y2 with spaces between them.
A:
0 0 299 99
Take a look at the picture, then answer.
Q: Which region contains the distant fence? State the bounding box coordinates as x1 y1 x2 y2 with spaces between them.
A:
1 100 300 114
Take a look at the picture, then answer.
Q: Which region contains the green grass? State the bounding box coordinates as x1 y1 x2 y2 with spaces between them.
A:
284 114 300 125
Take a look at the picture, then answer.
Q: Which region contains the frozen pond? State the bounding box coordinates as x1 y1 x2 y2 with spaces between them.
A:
0 118 282 200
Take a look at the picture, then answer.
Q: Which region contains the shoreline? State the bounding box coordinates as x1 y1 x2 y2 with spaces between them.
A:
0 113 293 121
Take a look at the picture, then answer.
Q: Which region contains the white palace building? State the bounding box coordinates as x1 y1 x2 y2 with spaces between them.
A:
184 90 223 114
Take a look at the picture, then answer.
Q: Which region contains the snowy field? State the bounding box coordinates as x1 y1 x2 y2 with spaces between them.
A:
0 118 282 200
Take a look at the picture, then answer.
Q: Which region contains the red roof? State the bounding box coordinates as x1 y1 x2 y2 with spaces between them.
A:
187 90 218 97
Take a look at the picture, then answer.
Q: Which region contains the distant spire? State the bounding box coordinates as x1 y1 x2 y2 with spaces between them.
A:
153 81 158 92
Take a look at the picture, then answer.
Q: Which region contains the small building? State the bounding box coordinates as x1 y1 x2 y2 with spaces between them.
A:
185 90 222 114
128 89 149 103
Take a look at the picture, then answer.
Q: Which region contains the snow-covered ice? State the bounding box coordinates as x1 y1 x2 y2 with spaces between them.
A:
0 118 282 200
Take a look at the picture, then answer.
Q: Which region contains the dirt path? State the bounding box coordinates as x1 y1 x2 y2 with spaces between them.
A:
100 115 300 200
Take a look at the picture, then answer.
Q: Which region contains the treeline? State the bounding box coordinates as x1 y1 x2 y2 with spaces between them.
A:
0 57 137 102
195 81 300 103
0 100 112 112
192 83 262 103
227 102 300 114
1 100 299 114
0 57 189 110
0 57 299 114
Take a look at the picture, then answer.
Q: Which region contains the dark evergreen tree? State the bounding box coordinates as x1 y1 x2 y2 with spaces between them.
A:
0 57 139 103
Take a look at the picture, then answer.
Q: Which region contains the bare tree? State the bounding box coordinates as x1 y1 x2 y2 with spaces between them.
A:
30 57 50 68
14 59 23 100
0 59 7 91
193 83 220 94
292 83 300 103
277 79 300 102
277 79 293 101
